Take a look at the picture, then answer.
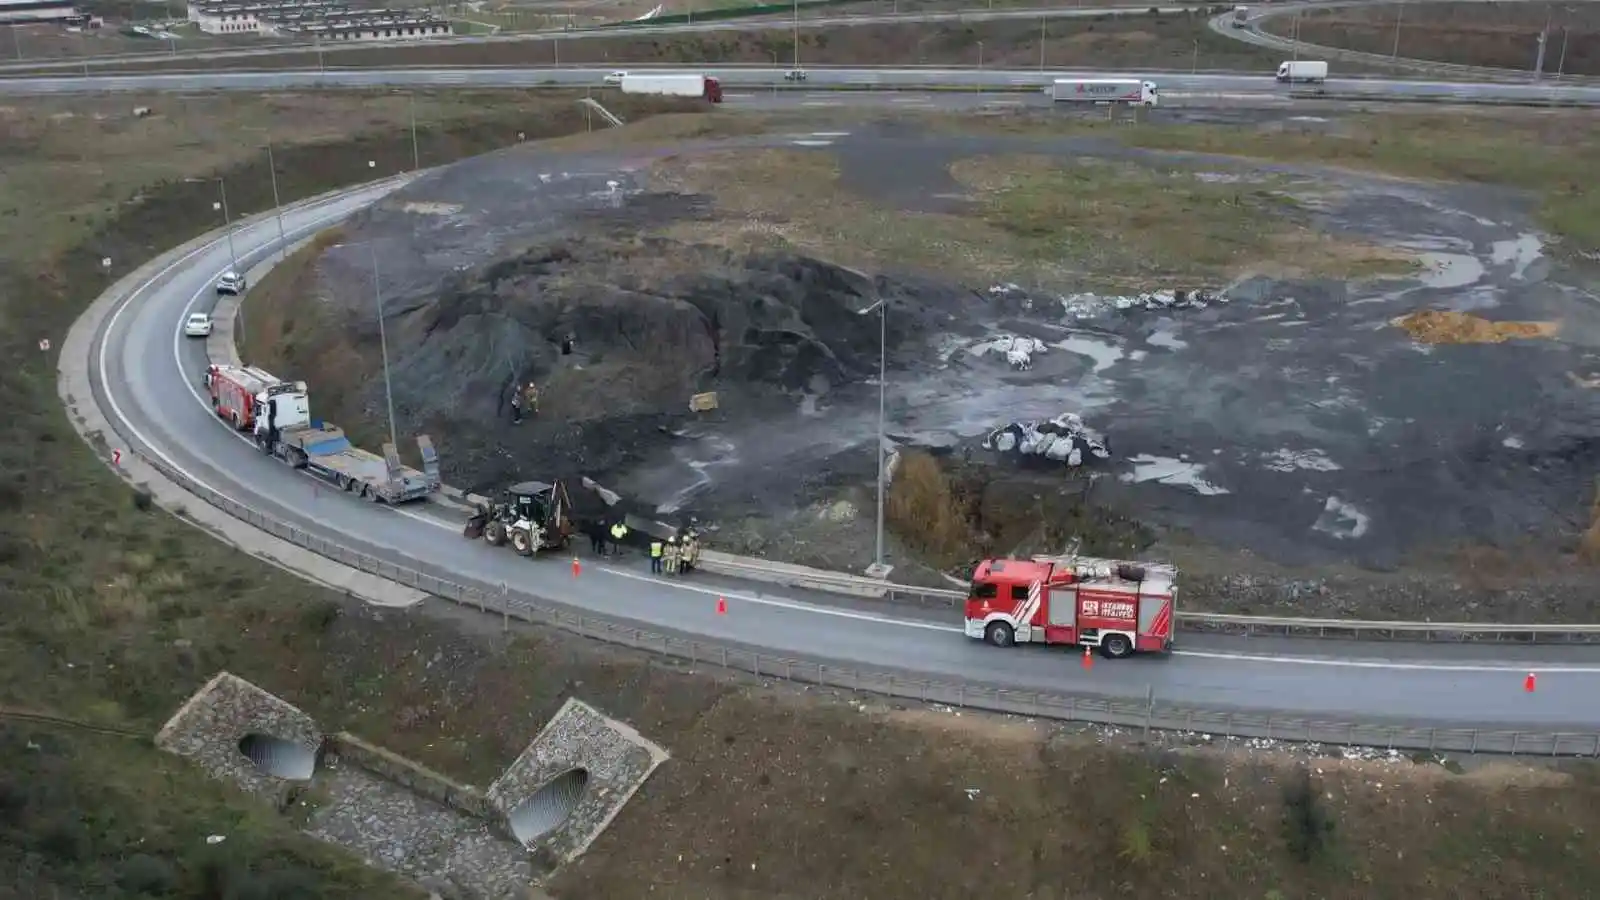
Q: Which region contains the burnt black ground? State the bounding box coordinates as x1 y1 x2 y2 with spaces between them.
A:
299 119 1600 575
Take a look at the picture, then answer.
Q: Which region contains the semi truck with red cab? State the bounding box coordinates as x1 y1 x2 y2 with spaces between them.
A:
618 72 722 103
964 555 1176 658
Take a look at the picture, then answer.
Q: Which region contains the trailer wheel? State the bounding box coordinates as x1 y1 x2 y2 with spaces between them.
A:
984 621 1015 648
511 527 533 556
1101 633 1134 659
484 520 506 546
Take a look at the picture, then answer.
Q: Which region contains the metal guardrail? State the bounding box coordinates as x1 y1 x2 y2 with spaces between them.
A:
699 556 1600 644
1290 89 1600 108
113 448 1600 756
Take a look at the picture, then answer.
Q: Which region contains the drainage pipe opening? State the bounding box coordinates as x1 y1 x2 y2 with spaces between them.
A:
237 733 318 781
507 768 590 845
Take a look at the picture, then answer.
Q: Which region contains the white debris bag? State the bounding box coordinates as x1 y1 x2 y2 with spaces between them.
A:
981 413 1110 466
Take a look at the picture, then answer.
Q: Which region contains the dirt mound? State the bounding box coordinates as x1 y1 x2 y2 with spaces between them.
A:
1393 309 1559 344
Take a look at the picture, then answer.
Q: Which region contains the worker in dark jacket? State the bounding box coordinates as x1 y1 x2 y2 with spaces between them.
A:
587 522 606 556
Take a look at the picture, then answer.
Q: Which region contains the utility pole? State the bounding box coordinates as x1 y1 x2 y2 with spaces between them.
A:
792 0 799 70
1557 24 1571 78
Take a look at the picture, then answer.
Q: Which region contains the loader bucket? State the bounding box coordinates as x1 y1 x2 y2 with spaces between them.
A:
464 510 488 540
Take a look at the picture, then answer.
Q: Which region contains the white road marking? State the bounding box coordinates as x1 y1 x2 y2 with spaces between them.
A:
791 139 833 147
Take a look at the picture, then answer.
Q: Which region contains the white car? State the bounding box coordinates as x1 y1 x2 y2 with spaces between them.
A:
215 270 246 295
784 69 808 82
603 70 627 85
183 312 213 338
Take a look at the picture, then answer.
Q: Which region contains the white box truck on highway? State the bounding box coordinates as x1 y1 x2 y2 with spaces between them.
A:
1050 79 1159 107
1275 60 1328 83
618 72 723 103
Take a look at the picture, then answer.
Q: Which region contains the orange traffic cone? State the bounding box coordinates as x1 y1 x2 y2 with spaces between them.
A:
572 557 581 579
1525 672 1537 693
1081 646 1094 670
715 596 727 615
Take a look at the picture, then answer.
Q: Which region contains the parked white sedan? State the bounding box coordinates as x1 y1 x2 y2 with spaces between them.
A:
183 312 213 338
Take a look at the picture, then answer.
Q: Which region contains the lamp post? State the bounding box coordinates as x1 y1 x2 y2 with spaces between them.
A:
858 297 889 578
330 239 400 451
791 0 799 70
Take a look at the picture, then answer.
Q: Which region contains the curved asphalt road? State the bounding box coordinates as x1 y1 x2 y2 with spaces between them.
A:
86 167 1600 732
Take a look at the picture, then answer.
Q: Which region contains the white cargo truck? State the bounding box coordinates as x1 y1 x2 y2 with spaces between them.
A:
1231 5 1249 27
1275 60 1328 83
617 72 723 103
1050 79 1159 107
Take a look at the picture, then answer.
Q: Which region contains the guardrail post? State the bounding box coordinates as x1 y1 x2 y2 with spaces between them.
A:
1226 713 1234 736
1428 728 1436 751
1470 730 1479 754
1511 732 1521 756
500 583 509 633
1593 733 1600 758
754 655 761 678
784 659 791 680
720 647 728 668
957 684 964 708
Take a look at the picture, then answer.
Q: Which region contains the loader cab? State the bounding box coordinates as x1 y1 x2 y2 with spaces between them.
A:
508 480 574 538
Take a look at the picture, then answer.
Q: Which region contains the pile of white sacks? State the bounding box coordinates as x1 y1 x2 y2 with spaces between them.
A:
980 413 1111 467
967 335 1050 370
985 283 1227 319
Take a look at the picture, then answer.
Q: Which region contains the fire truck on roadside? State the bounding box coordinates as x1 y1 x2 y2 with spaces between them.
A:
204 364 280 431
963 555 1176 658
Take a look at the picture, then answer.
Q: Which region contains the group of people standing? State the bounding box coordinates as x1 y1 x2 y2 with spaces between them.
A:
649 533 700 576
584 519 702 577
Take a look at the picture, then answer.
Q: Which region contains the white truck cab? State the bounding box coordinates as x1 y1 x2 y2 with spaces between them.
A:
1276 60 1329 83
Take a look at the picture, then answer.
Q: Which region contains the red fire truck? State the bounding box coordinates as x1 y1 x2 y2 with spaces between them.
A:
963 555 1176 658
204 364 279 431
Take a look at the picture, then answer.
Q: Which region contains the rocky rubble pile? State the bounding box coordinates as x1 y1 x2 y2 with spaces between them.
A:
981 413 1111 466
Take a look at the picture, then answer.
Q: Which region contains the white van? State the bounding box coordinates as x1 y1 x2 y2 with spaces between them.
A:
1276 60 1328 83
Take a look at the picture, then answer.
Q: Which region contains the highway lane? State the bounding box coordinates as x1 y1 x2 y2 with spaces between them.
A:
4 65 1598 104
87 170 1600 732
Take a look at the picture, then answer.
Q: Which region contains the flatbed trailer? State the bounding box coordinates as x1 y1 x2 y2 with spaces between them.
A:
249 381 439 503
262 424 439 503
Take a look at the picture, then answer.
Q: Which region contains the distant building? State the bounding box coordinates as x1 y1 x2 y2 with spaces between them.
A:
186 0 449 40
0 0 81 24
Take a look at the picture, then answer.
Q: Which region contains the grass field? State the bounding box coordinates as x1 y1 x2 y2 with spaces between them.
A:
7 9 1286 74
646 144 1412 292
1260 0 1600 75
11 92 1600 898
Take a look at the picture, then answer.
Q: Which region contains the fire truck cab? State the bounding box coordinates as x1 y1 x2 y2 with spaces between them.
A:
963 555 1176 658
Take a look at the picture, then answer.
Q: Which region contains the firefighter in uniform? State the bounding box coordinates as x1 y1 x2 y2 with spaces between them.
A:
679 530 699 573
523 381 540 416
649 539 664 574
663 536 680 575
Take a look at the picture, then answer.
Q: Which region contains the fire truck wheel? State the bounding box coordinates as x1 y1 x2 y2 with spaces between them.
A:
1101 633 1134 659
984 621 1015 648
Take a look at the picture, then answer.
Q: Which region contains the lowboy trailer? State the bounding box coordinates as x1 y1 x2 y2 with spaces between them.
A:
249 379 440 503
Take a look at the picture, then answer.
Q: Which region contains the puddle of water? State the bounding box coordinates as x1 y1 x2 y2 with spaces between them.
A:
1054 335 1124 374
1147 327 1187 351
1313 496 1371 540
1415 252 1486 290
1490 233 1543 281
1119 455 1229 496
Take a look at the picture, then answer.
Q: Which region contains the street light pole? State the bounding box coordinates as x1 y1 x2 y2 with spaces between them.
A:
1392 1 1403 58
792 0 799 69
264 141 287 261
409 93 420 171
217 179 238 273
875 297 886 573
1039 17 1045 71
369 243 399 451
858 298 888 576
1557 25 1571 78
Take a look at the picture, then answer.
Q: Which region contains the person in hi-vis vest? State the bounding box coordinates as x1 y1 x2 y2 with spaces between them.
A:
649 539 664 574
